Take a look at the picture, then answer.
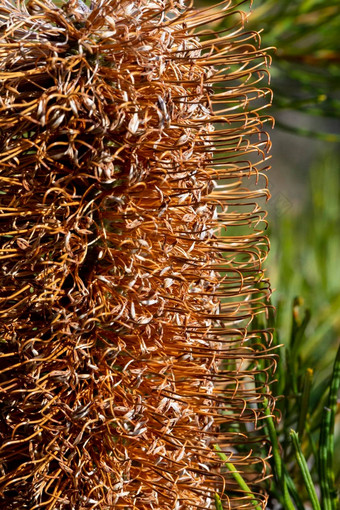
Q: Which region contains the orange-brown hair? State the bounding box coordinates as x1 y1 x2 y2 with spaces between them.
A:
0 1 274 508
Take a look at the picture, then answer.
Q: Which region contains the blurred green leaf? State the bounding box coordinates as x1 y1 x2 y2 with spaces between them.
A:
200 0 340 139
290 430 322 510
319 346 340 510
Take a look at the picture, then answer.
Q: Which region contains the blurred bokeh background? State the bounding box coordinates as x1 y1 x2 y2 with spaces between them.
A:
259 1 340 497
199 0 340 505
249 0 340 392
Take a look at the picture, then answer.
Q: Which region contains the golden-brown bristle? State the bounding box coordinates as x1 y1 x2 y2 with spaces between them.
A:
0 1 274 508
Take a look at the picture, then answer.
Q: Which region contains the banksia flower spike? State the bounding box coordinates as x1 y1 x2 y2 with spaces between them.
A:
0 1 274 509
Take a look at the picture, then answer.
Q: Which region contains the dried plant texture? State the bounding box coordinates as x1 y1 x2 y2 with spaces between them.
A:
0 0 274 509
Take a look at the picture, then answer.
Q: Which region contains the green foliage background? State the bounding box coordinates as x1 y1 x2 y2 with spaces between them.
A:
249 0 340 142
201 0 340 508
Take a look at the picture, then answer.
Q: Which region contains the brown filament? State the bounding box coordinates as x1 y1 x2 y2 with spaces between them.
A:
0 0 274 509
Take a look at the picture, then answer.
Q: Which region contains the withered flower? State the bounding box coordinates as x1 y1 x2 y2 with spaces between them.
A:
0 0 274 508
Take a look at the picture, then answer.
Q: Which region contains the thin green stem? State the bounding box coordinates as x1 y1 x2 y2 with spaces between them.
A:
283 466 304 510
262 398 282 480
213 445 262 510
214 493 223 510
319 345 340 510
290 430 321 510
262 398 296 510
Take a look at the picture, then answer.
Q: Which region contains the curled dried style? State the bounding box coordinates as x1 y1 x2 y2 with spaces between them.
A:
0 0 275 508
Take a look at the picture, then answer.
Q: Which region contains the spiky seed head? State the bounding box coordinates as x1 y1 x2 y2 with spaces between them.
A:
0 1 274 508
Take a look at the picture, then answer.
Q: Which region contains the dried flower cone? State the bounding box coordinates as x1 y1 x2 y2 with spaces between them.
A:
0 0 274 508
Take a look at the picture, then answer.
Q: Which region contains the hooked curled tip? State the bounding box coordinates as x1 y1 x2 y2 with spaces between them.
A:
0 0 274 509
